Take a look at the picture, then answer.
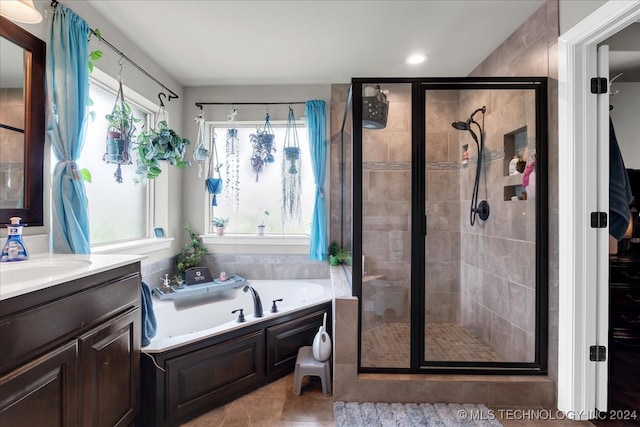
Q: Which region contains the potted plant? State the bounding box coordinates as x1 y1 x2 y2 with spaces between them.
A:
104 102 139 161
328 241 351 266
135 120 191 180
328 241 340 266
176 223 208 275
212 217 229 236
257 210 269 236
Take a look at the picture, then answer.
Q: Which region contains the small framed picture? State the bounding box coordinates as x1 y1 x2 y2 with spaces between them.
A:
153 227 165 238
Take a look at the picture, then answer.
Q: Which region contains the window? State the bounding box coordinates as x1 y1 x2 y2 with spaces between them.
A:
207 122 314 236
74 70 159 247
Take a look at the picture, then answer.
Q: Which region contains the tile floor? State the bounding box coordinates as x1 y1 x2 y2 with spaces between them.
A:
182 372 598 427
181 374 334 427
361 322 505 368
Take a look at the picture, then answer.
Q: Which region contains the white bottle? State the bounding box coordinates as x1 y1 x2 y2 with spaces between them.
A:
312 312 332 361
509 155 520 175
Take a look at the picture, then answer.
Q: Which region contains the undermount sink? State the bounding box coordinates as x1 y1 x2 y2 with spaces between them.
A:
0 258 92 285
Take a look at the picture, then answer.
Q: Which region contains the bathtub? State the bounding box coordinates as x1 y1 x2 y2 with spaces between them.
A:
145 278 332 353
140 278 333 426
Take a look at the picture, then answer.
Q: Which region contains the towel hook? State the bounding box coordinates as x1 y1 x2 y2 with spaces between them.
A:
609 72 623 95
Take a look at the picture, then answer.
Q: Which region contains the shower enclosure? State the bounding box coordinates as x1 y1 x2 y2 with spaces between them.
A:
350 78 547 373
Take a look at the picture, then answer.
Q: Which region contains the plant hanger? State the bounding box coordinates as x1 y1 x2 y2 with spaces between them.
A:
282 107 302 224
249 112 276 182
225 107 240 212
193 111 209 178
103 60 139 183
206 128 223 206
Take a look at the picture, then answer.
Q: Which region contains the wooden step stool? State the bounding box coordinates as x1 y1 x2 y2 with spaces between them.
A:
292 346 331 396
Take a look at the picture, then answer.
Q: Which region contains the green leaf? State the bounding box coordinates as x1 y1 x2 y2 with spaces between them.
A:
88 61 94 74
80 168 92 183
90 50 102 61
88 111 96 122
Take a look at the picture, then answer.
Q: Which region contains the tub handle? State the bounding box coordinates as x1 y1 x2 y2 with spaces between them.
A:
271 299 283 313
232 308 245 322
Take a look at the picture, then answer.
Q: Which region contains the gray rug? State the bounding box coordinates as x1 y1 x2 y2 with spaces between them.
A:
334 402 503 426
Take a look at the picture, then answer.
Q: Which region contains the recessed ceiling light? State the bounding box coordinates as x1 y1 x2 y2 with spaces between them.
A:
405 54 427 65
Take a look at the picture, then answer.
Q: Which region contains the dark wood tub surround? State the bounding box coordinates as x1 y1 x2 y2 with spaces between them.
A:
0 262 142 427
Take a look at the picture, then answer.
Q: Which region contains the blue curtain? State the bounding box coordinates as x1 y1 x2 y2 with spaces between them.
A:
305 100 327 261
47 4 91 253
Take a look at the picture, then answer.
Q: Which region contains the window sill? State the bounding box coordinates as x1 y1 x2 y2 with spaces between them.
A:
91 237 174 255
202 234 309 246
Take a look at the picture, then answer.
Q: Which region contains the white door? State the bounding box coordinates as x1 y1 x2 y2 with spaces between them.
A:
595 44 610 412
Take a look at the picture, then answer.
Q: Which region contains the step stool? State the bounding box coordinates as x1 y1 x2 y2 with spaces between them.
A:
292 346 331 396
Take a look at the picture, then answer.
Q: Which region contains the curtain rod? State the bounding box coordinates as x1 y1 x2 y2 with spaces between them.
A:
195 101 306 109
50 0 179 103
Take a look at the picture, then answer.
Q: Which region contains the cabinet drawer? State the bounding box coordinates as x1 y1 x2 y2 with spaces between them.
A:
611 309 640 330
610 286 640 310
0 274 139 373
610 263 640 285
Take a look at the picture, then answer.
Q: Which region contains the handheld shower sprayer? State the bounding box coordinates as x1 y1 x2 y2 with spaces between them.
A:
452 106 489 226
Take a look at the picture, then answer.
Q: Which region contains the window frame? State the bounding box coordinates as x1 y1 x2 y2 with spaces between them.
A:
202 119 311 253
85 69 172 255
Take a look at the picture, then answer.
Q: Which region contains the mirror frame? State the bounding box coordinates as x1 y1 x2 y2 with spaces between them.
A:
0 15 45 226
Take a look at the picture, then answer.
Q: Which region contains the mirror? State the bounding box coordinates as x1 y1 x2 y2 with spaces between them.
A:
0 15 45 226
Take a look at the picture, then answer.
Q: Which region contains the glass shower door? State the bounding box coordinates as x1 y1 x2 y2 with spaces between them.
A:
359 82 413 369
423 85 541 366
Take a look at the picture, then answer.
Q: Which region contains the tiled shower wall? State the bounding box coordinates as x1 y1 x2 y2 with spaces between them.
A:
360 84 413 322
425 90 462 323
458 89 537 362
468 0 559 379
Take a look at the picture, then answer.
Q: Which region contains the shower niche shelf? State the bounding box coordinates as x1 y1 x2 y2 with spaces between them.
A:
502 127 528 201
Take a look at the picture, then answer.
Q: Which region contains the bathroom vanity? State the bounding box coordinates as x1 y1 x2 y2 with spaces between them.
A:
0 254 143 426
606 253 640 423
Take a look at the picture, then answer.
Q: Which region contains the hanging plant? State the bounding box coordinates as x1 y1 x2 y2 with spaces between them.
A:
135 120 191 180
249 113 276 182
103 77 140 183
281 107 302 224
225 127 240 211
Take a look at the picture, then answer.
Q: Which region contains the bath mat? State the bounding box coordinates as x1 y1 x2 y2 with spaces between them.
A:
334 402 503 426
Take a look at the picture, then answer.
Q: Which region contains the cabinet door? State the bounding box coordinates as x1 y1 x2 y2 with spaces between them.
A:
79 308 140 427
0 341 78 427
266 309 329 379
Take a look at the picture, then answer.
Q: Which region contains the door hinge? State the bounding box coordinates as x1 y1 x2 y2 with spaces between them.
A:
590 77 608 94
590 345 607 362
590 212 608 228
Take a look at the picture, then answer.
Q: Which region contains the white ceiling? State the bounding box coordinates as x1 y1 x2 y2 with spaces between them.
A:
86 0 547 87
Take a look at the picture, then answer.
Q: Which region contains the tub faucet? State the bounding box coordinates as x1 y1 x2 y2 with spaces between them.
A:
243 284 263 318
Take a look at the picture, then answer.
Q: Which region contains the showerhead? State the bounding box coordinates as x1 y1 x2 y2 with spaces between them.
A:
451 121 469 131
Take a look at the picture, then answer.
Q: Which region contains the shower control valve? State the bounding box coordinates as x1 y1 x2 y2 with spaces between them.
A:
271 299 283 313
232 308 245 323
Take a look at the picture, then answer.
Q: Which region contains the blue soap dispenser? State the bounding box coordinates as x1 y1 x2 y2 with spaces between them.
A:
1 216 29 262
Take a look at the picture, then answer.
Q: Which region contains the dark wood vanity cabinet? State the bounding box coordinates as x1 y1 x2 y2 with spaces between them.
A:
607 254 640 422
0 262 141 427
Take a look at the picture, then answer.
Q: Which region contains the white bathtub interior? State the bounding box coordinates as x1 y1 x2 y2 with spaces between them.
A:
145 279 332 353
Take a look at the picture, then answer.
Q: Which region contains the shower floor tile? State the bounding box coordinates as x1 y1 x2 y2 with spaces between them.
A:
426 322 505 362
361 322 504 368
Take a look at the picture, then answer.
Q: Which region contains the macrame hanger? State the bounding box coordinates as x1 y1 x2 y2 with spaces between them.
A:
193 109 209 177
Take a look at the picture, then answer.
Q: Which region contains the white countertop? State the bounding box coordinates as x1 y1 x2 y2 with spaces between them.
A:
0 253 144 301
